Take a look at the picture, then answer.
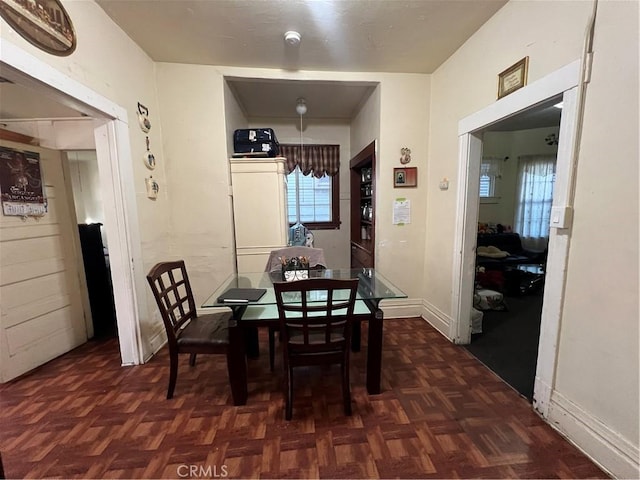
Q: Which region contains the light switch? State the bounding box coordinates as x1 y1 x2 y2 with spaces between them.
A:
550 206 573 229
439 178 449 190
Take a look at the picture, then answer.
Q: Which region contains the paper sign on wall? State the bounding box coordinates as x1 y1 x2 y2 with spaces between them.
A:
393 198 411 225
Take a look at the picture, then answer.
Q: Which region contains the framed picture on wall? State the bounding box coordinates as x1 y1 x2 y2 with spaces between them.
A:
394 167 417 188
498 57 529 99
0 0 76 56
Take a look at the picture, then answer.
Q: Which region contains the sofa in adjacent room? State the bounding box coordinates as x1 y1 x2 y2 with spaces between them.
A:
475 229 547 295
476 232 546 270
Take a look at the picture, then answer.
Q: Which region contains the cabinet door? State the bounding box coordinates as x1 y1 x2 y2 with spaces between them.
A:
231 158 289 272
351 243 373 269
349 141 376 268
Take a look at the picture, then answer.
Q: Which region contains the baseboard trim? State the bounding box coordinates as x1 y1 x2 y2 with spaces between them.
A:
548 391 639 479
379 298 423 318
145 328 167 363
421 300 452 339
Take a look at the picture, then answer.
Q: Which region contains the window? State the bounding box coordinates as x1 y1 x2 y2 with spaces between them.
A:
479 173 495 197
280 144 340 230
514 154 556 251
479 156 503 198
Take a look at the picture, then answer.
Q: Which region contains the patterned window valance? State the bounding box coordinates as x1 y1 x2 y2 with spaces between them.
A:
280 144 340 178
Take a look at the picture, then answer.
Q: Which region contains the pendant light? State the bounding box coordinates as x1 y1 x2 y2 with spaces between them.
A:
288 98 309 246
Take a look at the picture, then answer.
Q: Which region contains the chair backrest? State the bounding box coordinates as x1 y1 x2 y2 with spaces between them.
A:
273 278 359 356
265 246 327 273
146 260 197 345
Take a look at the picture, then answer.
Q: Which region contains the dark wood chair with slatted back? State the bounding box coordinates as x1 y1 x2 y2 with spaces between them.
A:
266 246 327 372
146 260 233 399
273 277 359 420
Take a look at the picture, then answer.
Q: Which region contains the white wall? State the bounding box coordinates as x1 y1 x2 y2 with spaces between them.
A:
247 118 352 268
355 77 431 301
155 63 237 304
427 0 638 477
67 151 103 224
549 2 638 476
224 80 249 158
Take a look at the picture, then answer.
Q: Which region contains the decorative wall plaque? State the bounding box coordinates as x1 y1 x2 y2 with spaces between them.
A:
0 0 76 56
498 57 529 99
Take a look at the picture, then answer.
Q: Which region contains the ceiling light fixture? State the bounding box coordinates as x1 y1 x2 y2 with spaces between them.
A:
295 97 307 116
284 30 301 46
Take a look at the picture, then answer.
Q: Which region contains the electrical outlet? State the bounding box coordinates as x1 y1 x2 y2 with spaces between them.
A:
439 178 449 190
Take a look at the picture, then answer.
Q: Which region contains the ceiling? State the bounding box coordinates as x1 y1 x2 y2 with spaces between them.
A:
95 0 507 75
94 0 507 120
0 0 560 130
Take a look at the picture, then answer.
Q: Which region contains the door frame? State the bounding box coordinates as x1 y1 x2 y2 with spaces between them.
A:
0 38 143 365
452 59 582 416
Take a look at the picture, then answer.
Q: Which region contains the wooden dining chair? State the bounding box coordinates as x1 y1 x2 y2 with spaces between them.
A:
146 260 233 399
265 246 328 372
273 277 359 420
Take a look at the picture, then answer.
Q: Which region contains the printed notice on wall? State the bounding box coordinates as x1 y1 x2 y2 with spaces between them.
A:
393 198 411 225
0 146 47 217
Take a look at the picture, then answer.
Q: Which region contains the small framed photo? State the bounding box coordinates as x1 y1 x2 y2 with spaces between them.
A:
394 167 417 188
497 57 529 99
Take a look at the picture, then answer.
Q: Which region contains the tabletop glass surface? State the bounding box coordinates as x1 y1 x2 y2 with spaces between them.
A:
202 269 406 308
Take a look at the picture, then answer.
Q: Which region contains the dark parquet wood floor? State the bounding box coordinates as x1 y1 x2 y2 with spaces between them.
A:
0 318 608 479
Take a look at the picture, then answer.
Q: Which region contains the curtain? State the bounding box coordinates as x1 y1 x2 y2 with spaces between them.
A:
514 154 556 251
280 144 340 178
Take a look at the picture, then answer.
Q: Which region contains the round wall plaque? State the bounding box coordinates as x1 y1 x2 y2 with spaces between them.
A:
144 151 156 170
0 0 76 56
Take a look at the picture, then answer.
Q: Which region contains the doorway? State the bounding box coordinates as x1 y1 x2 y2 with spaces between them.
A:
451 59 582 415
1 43 143 370
66 150 117 339
464 103 562 401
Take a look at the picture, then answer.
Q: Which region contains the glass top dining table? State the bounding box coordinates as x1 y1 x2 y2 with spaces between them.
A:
202 268 407 309
201 268 407 406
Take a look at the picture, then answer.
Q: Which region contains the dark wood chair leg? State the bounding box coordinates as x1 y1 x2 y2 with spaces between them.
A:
167 353 178 399
269 328 275 372
228 321 248 406
342 361 352 415
285 367 293 421
189 353 197 366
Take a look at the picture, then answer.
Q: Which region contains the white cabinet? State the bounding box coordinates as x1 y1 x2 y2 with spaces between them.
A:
230 157 288 273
